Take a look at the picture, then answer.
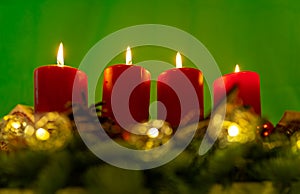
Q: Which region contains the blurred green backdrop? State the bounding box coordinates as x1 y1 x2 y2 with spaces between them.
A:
0 0 299 124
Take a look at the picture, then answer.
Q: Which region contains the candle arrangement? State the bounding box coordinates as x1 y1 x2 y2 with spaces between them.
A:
19 43 266 154
34 44 262 129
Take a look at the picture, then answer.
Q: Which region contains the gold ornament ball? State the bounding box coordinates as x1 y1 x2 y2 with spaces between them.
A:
0 114 32 150
25 112 73 151
126 120 173 150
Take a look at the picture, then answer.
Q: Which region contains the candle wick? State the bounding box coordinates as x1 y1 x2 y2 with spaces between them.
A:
57 60 64 67
126 60 132 65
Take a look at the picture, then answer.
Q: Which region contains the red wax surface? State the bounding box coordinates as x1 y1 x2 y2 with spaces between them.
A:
34 65 88 113
102 64 151 127
157 68 204 128
213 71 261 115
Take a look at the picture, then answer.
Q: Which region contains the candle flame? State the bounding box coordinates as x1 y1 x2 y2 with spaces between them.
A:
126 46 132 65
234 64 240 73
57 42 64 67
176 52 182 68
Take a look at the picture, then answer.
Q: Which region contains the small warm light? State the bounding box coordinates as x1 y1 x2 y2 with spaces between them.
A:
36 128 50 141
176 52 182 68
126 46 132 65
11 121 21 129
57 42 64 67
263 131 269 137
228 124 239 137
147 127 159 138
22 122 27 127
234 64 240 73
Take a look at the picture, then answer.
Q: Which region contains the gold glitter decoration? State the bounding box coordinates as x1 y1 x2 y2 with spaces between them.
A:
0 115 31 138
126 120 173 150
201 86 260 148
215 106 261 148
0 114 32 150
26 112 72 151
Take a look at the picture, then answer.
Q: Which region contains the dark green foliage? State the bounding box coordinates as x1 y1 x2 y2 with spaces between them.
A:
1 127 300 193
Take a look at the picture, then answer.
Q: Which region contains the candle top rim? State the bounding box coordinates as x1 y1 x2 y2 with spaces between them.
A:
224 70 259 75
166 66 202 71
104 64 150 73
214 70 260 81
109 64 134 66
34 64 82 71
106 64 153 69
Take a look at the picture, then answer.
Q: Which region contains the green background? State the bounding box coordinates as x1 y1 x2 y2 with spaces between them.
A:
0 0 299 124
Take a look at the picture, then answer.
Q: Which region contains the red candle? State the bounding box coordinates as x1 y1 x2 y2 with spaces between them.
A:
34 43 88 113
102 47 151 128
157 52 204 128
213 64 261 115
